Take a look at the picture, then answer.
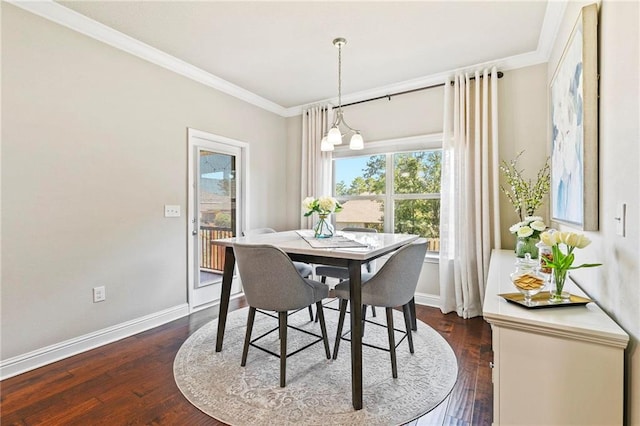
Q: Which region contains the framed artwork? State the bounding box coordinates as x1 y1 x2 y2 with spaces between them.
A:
550 3 599 230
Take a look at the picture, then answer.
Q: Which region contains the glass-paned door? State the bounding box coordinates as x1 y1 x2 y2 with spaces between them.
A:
196 149 236 287
188 129 246 311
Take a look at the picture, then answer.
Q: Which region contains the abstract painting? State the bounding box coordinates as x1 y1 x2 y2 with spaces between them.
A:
550 3 598 230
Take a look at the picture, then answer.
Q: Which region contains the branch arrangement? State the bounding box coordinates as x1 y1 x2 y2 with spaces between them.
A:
500 151 550 221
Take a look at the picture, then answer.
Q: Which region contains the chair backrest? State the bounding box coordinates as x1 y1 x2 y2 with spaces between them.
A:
233 243 317 311
362 239 427 308
242 228 276 237
342 227 378 272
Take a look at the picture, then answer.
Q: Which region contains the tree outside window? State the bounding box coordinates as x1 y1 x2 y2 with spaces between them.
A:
334 149 441 252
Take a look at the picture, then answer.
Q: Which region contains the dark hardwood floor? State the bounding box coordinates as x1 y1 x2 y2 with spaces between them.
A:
0 297 492 425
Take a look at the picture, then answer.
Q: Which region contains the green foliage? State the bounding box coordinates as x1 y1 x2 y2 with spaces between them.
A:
213 212 231 228
336 151 442 239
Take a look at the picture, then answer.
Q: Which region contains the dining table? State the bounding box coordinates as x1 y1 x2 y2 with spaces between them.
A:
210 229 419 410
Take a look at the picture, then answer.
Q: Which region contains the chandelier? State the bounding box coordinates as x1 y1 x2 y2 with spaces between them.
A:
320 38 364 152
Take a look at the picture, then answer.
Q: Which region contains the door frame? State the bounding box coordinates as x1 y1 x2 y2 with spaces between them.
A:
187 128 249 312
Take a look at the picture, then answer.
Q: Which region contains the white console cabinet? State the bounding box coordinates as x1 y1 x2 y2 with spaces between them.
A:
483 250 628 425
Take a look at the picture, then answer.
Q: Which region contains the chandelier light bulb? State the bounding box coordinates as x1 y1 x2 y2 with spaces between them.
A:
320 136 334 152
327 126 342 145
349 132 364 150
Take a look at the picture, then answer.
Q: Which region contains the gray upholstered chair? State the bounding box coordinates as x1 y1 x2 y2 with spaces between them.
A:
243 227 314 320
234 243 331 387
315 227 378 281
315 227 378 319
243 228 313 277
332 238 427 378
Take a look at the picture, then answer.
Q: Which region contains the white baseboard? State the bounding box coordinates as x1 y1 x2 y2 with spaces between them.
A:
0 303 190 381
414 292 440 308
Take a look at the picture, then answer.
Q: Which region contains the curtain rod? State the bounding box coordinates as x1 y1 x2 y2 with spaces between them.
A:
339 71 504 109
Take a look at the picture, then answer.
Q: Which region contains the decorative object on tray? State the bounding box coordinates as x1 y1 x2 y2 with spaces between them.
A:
509 216 547 259
510 254 546 306
536 237 554 275
500 150 550 222
550 3 599 231
499 292 592 309
540 230 601 302
302 196 343 238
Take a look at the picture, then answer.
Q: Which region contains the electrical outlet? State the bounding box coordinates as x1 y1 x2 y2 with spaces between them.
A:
93 286 106 303
164 205 181 217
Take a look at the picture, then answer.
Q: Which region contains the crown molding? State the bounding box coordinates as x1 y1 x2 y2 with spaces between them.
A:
286 47 550 118
536 0 568 60
11 0 565 119
8 0 287 117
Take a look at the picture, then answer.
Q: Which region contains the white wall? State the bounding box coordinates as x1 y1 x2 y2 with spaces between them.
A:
546 1 639 423
498 63 550 246
1 4 287 359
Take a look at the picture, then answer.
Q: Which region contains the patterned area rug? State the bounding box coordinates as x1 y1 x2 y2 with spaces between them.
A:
174 301 458 425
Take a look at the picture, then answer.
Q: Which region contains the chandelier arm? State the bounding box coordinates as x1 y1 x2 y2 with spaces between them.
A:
338 116 359 134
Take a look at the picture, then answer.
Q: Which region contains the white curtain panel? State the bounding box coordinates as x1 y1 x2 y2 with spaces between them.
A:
439 68 502 318
300 105 332 229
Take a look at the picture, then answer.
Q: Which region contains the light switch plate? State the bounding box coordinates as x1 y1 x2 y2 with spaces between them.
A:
615 203 626 236
165 205 181 217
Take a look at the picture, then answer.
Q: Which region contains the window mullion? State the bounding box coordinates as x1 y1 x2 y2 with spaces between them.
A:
385 153 394 233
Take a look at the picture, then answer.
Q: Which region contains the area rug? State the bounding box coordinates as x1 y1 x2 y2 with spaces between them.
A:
174 301 458 425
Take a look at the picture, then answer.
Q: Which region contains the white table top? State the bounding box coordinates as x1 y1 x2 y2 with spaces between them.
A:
483 249 629 349
212 230 419 261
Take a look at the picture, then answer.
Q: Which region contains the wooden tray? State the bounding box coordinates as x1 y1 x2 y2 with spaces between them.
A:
499 292 593 309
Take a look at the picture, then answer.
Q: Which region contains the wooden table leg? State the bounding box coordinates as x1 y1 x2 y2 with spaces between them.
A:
215 246 235 352
348 260 363 410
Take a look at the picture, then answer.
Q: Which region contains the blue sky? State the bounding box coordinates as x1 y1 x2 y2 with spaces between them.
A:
334 156 371 187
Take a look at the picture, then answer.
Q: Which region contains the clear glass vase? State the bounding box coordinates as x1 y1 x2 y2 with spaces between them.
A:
549 268 570 302
313 214 334 238
515 236 539 259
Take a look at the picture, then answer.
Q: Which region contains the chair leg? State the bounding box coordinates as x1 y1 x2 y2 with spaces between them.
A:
362 305 367 336
278 311 287 387
316 301 331 359
332 299 348 360
410 297 417 331
241 307 256 367
308 305 314 321
372 306 377 317
386 307 398 378
402 303 415 354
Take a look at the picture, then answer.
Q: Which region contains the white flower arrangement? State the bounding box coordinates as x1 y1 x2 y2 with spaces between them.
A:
509 216 547 240
302 196 343 217
539 230 601 301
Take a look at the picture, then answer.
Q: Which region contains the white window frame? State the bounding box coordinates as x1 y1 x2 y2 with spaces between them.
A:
332 133 442 256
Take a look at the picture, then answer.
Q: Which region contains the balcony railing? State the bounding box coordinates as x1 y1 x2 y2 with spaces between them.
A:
426 238 440 252
200 226 233 272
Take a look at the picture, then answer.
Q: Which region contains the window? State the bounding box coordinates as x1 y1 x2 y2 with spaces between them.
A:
332 135 441 253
